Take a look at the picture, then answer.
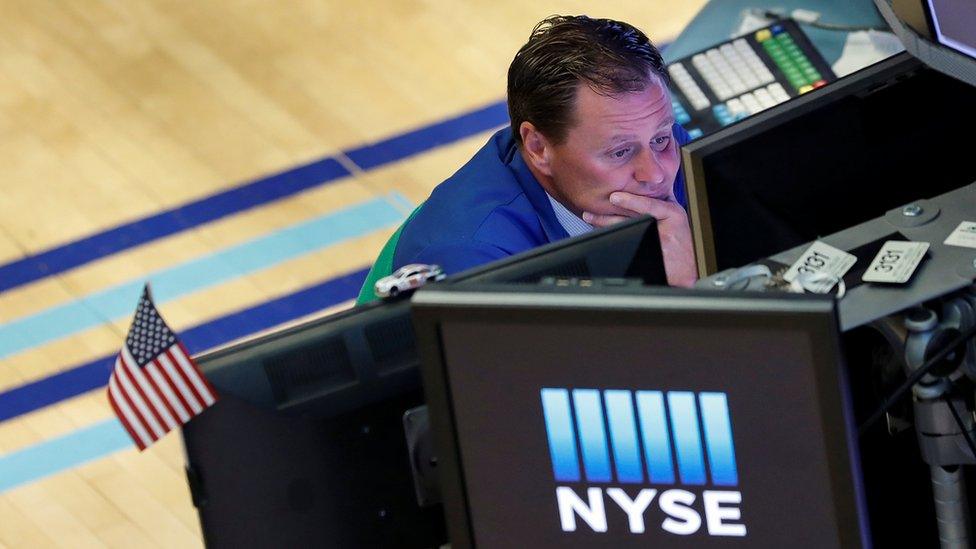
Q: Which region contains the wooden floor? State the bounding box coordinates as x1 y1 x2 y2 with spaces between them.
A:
0 1 706 546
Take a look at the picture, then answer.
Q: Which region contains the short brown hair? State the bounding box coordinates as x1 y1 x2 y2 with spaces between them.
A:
507 15 668 147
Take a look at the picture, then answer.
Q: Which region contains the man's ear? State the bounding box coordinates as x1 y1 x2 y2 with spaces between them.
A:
519 121 554 177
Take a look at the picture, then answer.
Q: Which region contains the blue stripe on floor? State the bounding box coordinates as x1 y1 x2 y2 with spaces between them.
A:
0 196 405 360
344 101 508 170
0 158 349 294
0 267 369 423
0 420 131 492
0 100 508 294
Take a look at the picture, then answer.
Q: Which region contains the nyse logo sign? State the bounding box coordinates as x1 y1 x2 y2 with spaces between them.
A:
541 388 746 538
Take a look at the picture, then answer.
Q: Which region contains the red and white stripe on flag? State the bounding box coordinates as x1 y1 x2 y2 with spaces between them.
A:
106 285 217 451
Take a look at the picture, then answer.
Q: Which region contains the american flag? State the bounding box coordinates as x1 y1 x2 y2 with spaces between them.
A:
107 284 217 450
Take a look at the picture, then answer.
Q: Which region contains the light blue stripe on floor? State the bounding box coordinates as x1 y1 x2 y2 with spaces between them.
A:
0 419 130 492
0 195 406 359
387 191 417 214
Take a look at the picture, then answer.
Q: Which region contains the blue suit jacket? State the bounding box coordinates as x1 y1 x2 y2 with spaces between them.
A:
393 126 691 274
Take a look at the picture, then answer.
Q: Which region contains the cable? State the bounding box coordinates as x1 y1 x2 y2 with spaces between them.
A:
751 9 888 33
858 323 976 436
942 393 976 460
804 20 889 33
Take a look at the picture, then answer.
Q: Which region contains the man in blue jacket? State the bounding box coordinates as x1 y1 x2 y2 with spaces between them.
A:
365 15 697 299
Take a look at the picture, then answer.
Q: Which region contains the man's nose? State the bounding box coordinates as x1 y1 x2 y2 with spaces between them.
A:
633 148 665 185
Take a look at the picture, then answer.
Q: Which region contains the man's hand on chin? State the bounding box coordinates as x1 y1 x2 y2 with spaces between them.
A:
582 191 698 288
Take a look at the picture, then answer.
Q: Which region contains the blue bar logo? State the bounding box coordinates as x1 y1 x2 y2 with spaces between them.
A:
541 388 739 487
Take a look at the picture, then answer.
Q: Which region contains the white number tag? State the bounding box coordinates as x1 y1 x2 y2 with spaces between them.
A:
862 241 929 284
944 221 976 250
783 241 856 293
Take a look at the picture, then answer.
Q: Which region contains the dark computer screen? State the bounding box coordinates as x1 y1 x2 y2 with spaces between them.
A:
414 285 868 548
682 51 976 275
182 299 447 548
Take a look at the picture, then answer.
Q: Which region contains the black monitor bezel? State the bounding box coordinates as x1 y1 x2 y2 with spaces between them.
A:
877 0 976 96
922 0 976 59
447 215 666 286
412 285 868 547
681 52 922 277
193 296 419 417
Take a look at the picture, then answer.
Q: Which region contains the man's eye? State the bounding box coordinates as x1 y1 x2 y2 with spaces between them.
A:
611 148 632 159
651 136 671 152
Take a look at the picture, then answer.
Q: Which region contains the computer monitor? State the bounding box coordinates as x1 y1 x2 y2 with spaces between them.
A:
181 299 447 548
413 284 869 547
878 0 976 87
448 215 667 286
682 51 976 276
180 217 668 547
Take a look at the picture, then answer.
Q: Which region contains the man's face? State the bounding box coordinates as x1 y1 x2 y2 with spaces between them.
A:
544 77 679 218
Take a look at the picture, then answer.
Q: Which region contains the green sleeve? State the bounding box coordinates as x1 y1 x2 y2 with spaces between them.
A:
355 205 424 305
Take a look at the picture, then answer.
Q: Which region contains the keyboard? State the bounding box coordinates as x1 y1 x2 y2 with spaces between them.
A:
667 19 837 139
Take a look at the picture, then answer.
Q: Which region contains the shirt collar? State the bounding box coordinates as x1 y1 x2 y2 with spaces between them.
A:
545 193 594 237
